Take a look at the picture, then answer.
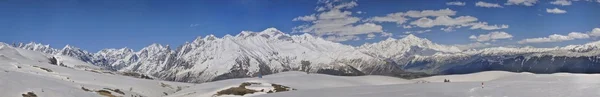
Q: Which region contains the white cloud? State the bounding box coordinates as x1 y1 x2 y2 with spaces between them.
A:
318 9 353 19
356 11 364 14
404 8 457 18
469 31 514 42
189 24 200 27
446 1 466 6
404 30 432 34
518 32 589 44
333 1 358 9
367 8 507 31
506 0 538 6
409 16 478 28
293 0 385 42
365 8 456 24
381 32 393 37
550 0 572 6
476 1 504 8
365 13 409 24
325 35 360 42
468 22 509 30
546 8 567 14
292 14 317 21
316 0 358 11
441 27 455 32
367 33 376 38
588 28 600 36
568 32 591 39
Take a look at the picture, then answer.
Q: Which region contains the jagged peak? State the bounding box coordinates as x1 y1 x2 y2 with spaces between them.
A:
0 42 9 47
236 31 255 37
399 34 428 42
147 43 164 48
193 36 203 42
23 42 51 48
141 43 173 51
384 37 397 42
63 44 81 50
204 34 217 41
99 47 134 52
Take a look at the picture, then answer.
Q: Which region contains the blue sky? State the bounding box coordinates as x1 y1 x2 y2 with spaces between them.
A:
2 0 600 52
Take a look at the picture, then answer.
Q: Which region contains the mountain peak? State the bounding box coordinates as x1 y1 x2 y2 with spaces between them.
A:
147 43 165 48
204 34 217 40
258 27 284 36
223 34 234 39
400 34 422 41
262 27 281 33
236 31 255 37
63 44 80 50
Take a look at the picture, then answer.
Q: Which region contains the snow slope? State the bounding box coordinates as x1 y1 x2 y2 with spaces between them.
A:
256 71 600 97
166 71 414 97
414 71 532 82
5 41 600 97
0 43 192 97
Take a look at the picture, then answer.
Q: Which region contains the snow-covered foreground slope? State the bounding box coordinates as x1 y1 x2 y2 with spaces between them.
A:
414 71 532 82
255 71 600 97
4 41 600 97
0 43 192 97
166 71 414 97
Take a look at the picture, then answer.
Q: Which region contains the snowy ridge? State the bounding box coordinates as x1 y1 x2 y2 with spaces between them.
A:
94 47 137 69
156 28 394 82
121 43 174 74
359 34 462 59
11 27 600 83
0 43 192 97
17 42 58 54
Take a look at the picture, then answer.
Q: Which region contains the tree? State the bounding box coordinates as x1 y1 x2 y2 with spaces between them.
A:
48 57 58 65
301 60 311 74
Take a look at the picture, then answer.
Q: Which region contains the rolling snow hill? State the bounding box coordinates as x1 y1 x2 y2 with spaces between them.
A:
4 42 600 97
166 71 414 97
0 43 192 97
255 71 600 97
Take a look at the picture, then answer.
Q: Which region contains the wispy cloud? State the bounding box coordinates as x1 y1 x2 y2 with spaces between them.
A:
293 0 388 42
469 31 513 42
365 8 508 31
189 24 200 27
550 0 572 6
519 28 600 44
476 1 503 8
446 1 466 6
505 0 538 6
546 8 567 14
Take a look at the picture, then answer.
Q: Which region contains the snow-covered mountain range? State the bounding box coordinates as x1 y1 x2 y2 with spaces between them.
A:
11 28 600 83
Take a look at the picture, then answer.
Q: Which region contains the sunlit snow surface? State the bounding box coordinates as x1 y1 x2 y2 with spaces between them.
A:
0 43 192 97
4 42 600 97
255 72 600 97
